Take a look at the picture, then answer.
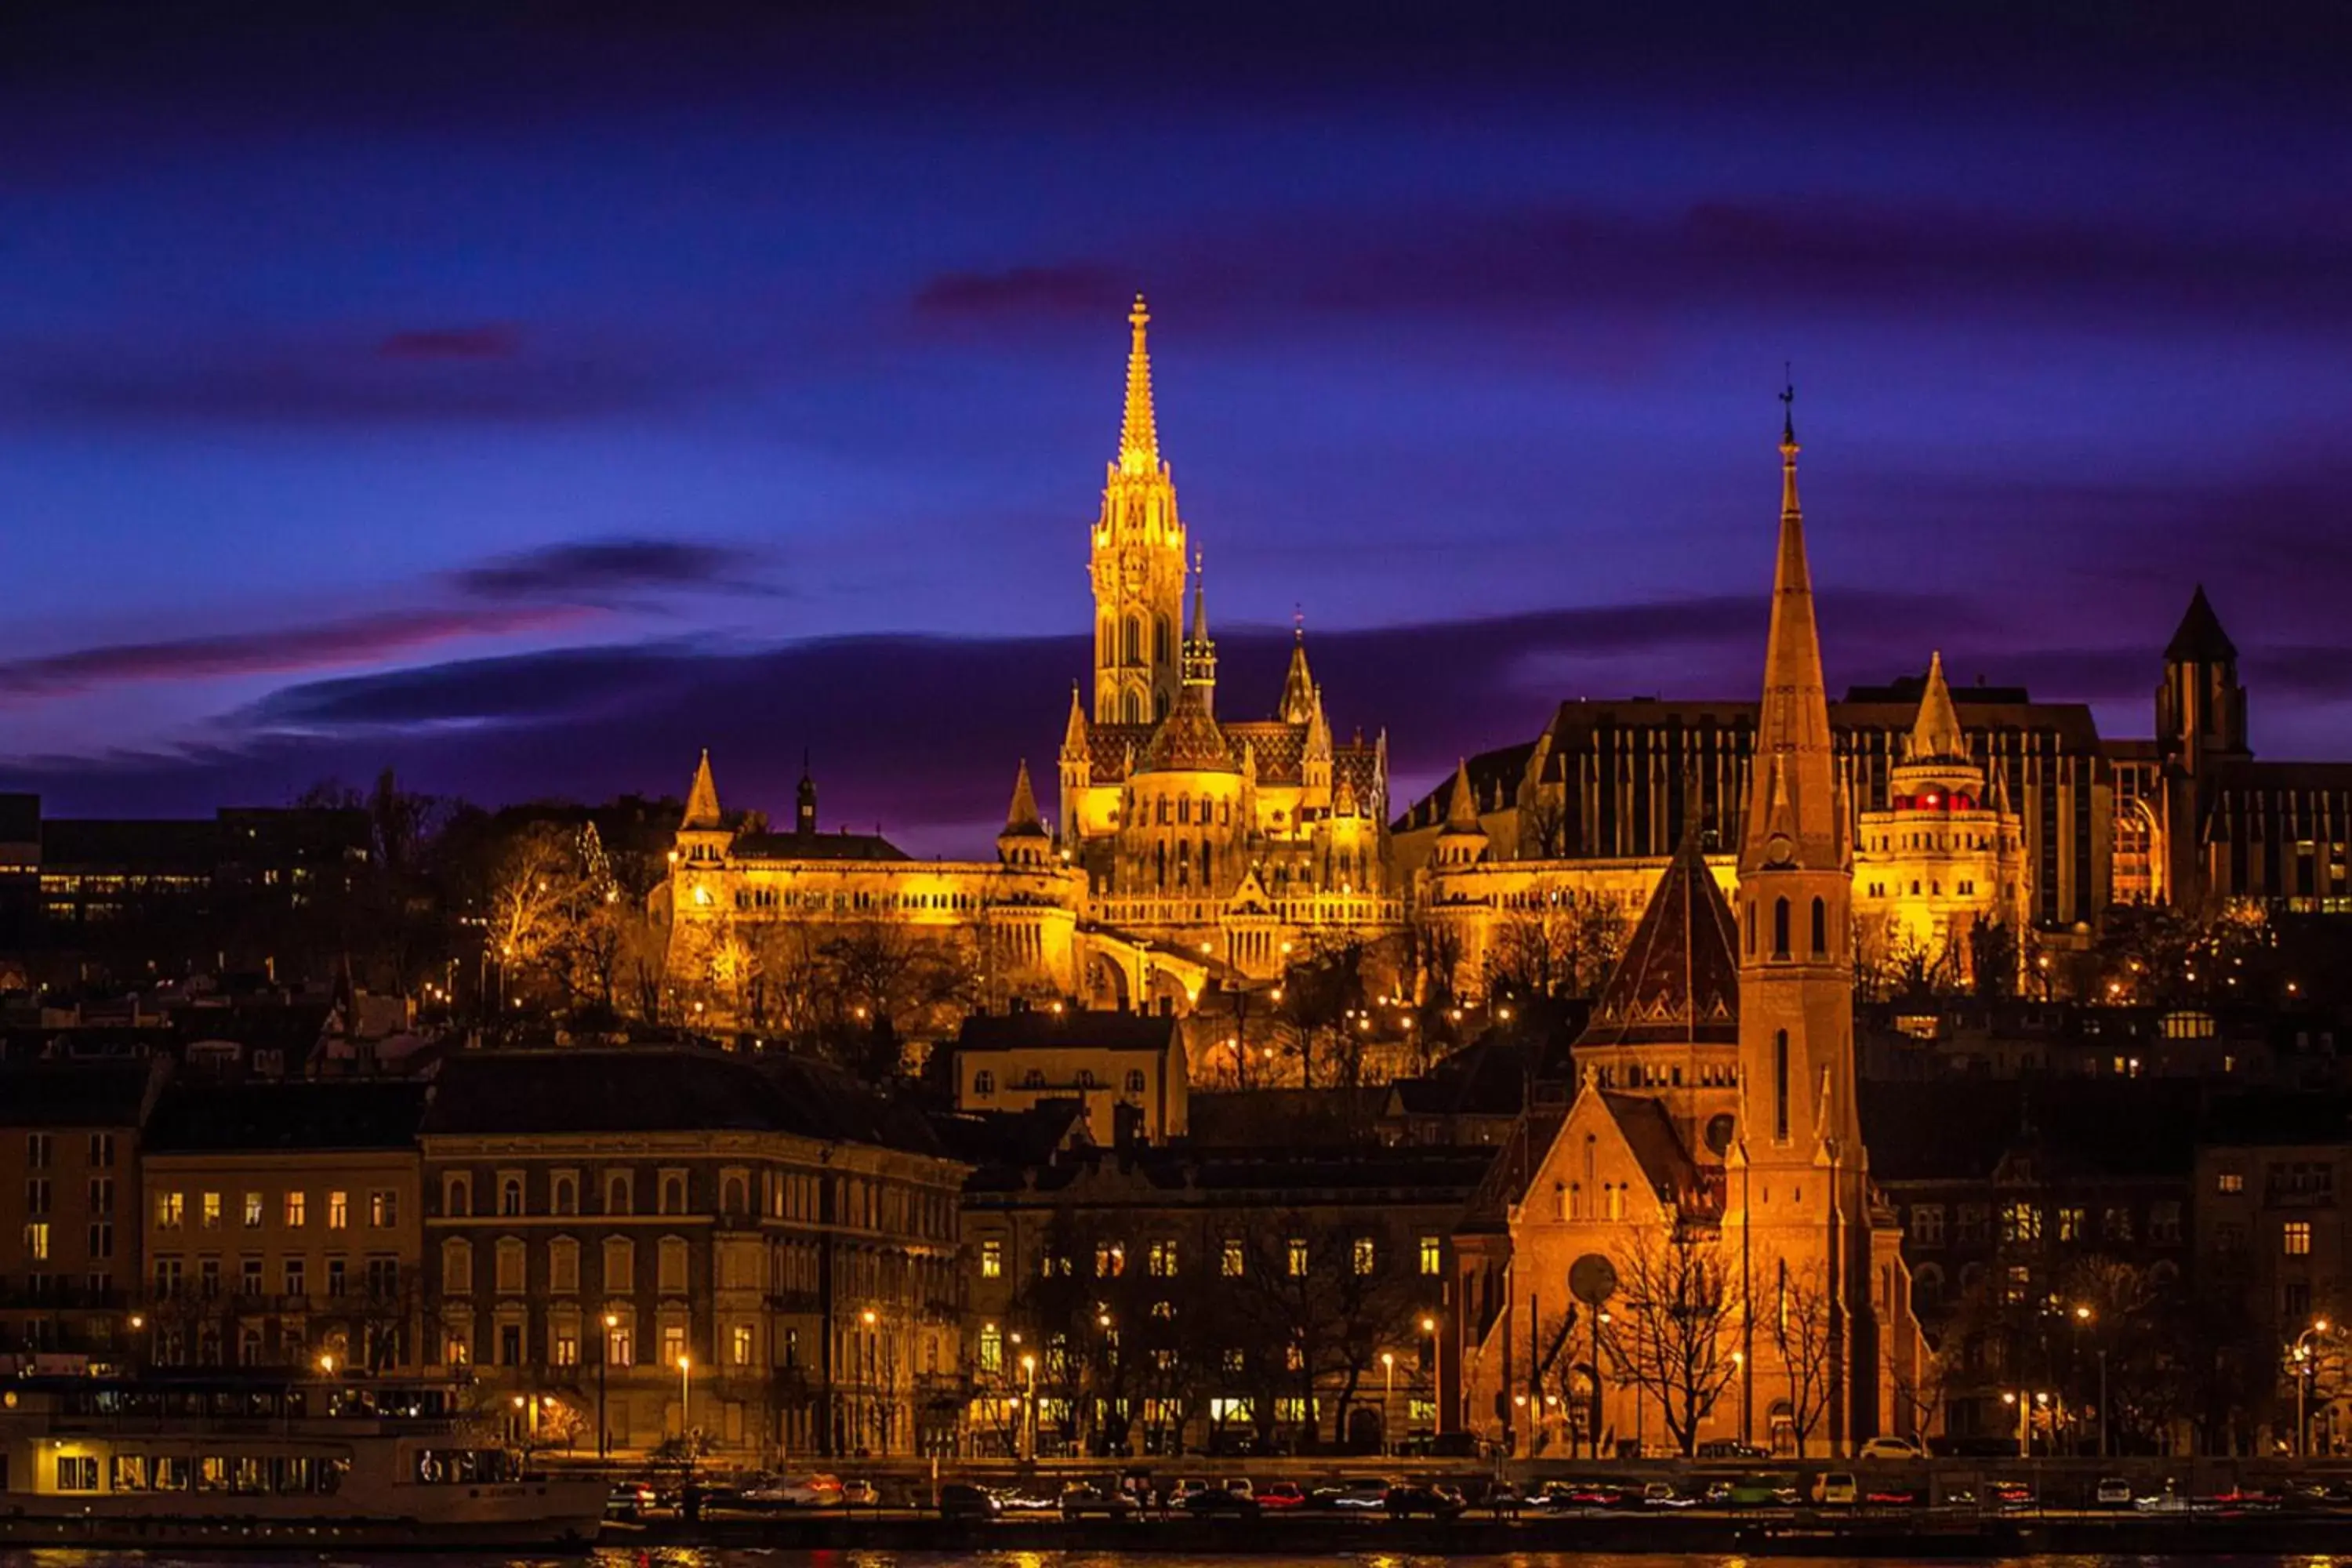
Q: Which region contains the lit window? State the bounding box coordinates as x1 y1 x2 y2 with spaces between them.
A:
553 1332 579 1367
283 1191 306 1228
369 1190 397 1229
2218 1171 2245 1194
2286 1221 2314 1257
1287 1237 1309 1277
201 1192 222 1230
980 1324 1003 1374
608 1320 633 1367
155 1192 184 1231
732 1324 755 1367
979 1239 1003 1279
1419 1235 1441 1276
242 1192 263 1229
328 1192 349 1230
1221 1237 1245 1277
1352 1236 1377 1276
1148 1240 1178 1277
24 1221 49 1261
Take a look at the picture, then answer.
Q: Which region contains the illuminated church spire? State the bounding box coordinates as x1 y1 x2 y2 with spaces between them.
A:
683 748 723 829
1907 650 1968 764
1091 296 1188 724
1119 294 1159 474
1740 379 1842 876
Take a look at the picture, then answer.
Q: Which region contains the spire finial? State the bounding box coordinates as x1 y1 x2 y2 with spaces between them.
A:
1779 363 1797 451
1118 294 1158 473
1293 603 1305 644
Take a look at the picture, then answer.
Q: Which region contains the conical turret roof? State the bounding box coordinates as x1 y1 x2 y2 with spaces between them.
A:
683 749 723 829
2165 585 2238 663
1579 828 1740 1047
1441 757 1486 835
1000 760 1048 838
1061 684 1089 758
1906 651 1969 764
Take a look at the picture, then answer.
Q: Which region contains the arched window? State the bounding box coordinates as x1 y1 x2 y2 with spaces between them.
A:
1773 1029 1791 1141
1153 614 1171 662
1154 842 1167 887
499 1178 522 1217
1810 897 1828 956
442 1237 474 1294
1124 1069 1146 1094
1098 618 1113 668
1123 615 1142 664
553 1175 576 1217
1772 897 1791 959
1744 902 1756 956
973 1070 996 1096
1076 1069 1097 1089
1911 1262 1945 1314
1121 689 1141 724
722 1174 747 1215
1200 840 1212 882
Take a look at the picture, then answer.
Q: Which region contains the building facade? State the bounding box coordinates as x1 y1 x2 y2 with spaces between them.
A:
138 1080 429 1375
419 1049 970 1461
954 1009 1190 1143
0 1058 166 1363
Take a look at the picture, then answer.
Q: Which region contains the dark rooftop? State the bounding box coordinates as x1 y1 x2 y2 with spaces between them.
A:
956 1010 1178 1054
0 1058 166 1129
145 1079 427 1153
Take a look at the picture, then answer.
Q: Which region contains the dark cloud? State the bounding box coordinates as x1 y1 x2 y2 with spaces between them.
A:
378 325 521 360
910 198 2352 343
0 607 590 702
451 539 773 604
6 332 720 430
913 266 1131 322
9 587 1985 847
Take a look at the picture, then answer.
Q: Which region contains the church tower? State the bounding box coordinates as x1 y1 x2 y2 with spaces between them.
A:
2157 586 2249 909
1091 296 1189 726
1723 393 1882 1451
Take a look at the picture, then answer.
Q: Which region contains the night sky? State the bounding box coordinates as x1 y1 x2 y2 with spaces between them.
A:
7 2 2352 850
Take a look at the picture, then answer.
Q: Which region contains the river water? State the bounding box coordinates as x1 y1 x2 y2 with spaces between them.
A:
0 1552 2322 1568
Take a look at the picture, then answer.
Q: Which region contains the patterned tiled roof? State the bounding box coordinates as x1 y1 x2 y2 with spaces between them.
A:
1577 830 1740 1048
1087 719 1378 795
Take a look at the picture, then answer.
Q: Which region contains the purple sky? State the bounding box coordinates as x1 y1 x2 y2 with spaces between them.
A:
7 2 2352 851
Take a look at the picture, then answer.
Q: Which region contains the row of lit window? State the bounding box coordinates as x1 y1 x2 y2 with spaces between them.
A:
154 1189 385 1232
978 1232 1442 1281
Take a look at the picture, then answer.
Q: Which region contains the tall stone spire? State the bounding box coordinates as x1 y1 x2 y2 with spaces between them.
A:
1118 294 1158 475
1061 683 1089 759
1279 609 1317 725
1907 651 1968 764
1180 552 1216 706
1444 757 1483 832
1740 388 1842 877
683 749 723 829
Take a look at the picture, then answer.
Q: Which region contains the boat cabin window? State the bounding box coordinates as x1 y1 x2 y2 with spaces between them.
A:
412 1447 518 1485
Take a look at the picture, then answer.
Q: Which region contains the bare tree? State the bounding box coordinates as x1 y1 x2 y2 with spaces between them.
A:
1519 788 1570 860
1764 1258 1835 1457
1597 1222 1744 1456
1483 893 1625 1002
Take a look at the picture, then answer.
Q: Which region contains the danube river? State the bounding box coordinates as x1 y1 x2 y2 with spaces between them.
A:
0 1552 2328 1568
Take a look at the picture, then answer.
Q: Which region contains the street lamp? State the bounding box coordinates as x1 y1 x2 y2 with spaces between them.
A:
2002 1390 2027 1457
1020 1353 1037 1461
1381 1351 1396 1456
600 1312 619 1458
678 1354 691 1439
862 1308 880 1454
2292 1319 2333 1457
2074 1305 2108 1458
1731 1350 1746 1447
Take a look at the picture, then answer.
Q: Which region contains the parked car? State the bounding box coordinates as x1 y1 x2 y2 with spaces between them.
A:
1327 1478 1399 1510
1167 1477 1214 1508
1989 1479 2035 1511
1385 1483 1466 1519
1061 1484 1140 1520
840 1479 879 1507
1256 1482 1307 1511
605 1482 656 1520
1814 1472 1859 1507
743 1473 844 1508
1697 1439 1766 1460
1865 1486 1921 1507
1220 1478 1255 1498
1183 1487 1262 1518
1482 1483 1525 1517
1858 1436 1926 1461
940 1483 1001 1520
1722 1475 1798 1507
995 1487 1062 1513
1642 1481 1696 1508
2094 1477 2135 1508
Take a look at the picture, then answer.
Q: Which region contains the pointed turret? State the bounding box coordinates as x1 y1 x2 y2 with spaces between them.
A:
1436 757 1489 868
1444 757 1483 832
1061 683 1090 760
683 749 723 830
998 760 1050 866
1179 552 1217 708
1118 294 1159 476
1279 612 1317 726
794 753 818 836
1906 651 1969 764
2165 585 2238 663
1740 394 1843 875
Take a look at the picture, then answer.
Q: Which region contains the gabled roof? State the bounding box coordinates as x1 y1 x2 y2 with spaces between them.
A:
1599 1090 1701 1200
1577 830 1739 1048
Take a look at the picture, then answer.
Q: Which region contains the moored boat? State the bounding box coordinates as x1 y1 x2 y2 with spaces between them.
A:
0 1373 606 1548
